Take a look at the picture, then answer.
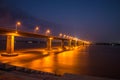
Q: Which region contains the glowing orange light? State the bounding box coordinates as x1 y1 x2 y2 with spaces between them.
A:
49 37 53 40
63 35 66 38
59 33 62 37
66 36 69 38
16 21 21 26
15 21 21 33
35 26 39 31
46 29 50 35
84 41 91 45
15 31 18 33
69 36 72 39
75 38 78 41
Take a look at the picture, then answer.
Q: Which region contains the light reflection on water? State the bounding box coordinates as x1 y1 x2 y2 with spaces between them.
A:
26 46 90 75
0 46 89 75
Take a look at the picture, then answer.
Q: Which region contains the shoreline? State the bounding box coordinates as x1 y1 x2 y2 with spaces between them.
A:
0 62 61 80
0 62 118 80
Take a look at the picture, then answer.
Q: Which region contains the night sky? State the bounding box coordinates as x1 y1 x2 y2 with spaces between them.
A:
2 0 120 42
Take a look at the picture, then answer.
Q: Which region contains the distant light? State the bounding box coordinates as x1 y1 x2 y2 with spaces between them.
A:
66 36 69 38
83 41 91 44
75 37 78 41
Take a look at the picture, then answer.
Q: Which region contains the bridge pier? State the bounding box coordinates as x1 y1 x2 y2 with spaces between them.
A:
1 35 18 56
78 41 80 46
73 40 77 49
75 40 77 47
47 38 52 51
61 40 65 50
68 40 72 50
6 35 14 53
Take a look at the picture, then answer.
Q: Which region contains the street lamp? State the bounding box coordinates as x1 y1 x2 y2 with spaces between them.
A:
16 21 21 33
66 36 69 38
63 34 66 38
59 33 62 37
34 26 39 33
46 29 50 35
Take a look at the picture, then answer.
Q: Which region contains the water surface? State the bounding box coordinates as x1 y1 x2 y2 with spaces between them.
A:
0 44 120 79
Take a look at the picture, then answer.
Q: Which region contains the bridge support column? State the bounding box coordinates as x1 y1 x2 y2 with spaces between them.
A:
61 40 65 50
6 35 14 53
75 40 78 48
1 35 18 56
47 38 52 51
68 40 72 50
78 41 80 46
73 40 77 48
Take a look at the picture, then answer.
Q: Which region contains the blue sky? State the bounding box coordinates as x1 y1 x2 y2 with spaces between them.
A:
4 0 120 42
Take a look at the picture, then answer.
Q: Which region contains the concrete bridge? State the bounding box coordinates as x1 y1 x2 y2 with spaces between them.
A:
0 27 89 56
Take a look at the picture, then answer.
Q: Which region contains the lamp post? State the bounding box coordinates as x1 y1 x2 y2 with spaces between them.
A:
34 26 39 33
59 33 62 37
46 29 50 35
63 34 66 38
16 21 21 33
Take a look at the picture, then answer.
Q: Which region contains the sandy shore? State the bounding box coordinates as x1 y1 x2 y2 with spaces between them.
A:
0 63 60 80
0 62 118 80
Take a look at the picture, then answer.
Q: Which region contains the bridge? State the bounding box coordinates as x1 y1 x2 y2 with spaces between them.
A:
0 27 90 56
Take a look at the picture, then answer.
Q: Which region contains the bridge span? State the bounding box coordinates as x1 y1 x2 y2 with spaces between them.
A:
0 27 89 56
